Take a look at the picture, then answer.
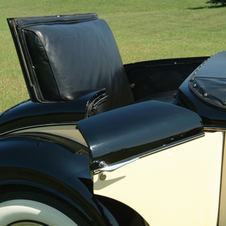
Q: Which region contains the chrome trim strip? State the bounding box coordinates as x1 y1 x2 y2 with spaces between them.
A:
93 132 205 175
204 126 226 132
94 158 139 174
139 132 205 159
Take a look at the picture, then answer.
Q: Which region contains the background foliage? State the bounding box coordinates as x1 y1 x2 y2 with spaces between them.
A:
0 0 226 112
206 0 226 6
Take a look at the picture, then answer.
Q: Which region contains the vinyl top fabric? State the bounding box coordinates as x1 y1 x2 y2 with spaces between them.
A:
188 51 226 110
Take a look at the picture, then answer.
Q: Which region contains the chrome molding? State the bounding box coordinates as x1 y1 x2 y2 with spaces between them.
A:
204 126 226 132
93 133 205 175
94 158 139 174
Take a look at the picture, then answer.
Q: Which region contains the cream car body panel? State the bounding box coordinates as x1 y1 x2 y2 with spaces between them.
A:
218 132 226 226
12 125 88 147
94 132 224 226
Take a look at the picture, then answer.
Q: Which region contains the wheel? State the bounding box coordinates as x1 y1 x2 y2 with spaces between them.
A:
0 191 91 226
0 199 77 226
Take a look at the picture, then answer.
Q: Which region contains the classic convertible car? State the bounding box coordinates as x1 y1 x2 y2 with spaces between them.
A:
0 13 225 226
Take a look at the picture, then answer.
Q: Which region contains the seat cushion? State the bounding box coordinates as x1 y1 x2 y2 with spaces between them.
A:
20 15 134 110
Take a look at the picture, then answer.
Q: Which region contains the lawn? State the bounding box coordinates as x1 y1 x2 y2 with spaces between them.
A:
0 0 226 112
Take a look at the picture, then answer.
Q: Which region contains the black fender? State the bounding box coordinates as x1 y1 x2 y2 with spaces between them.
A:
0 133 149 225
0 133 119 226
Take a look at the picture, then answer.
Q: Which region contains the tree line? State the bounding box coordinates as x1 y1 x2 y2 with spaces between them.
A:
206 0 226 6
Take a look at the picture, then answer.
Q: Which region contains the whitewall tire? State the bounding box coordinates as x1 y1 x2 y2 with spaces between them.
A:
0 199 78 226
0 189 94 226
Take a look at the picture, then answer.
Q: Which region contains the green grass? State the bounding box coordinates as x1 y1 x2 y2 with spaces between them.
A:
0 0 226 112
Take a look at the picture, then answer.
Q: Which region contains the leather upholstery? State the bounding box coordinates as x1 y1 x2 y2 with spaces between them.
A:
21 15 134 110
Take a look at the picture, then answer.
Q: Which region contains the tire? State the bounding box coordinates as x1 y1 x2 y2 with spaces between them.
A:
0 191 91 226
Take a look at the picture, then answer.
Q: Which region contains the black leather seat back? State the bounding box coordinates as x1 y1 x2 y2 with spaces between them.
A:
9 13 134 110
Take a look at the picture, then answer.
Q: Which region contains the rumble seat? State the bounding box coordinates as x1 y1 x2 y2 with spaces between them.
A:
8 13 134 112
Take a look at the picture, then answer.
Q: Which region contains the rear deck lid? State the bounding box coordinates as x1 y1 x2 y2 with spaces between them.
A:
76 101 203 171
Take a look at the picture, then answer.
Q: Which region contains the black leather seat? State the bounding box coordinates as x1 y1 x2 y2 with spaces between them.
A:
12 13 134 111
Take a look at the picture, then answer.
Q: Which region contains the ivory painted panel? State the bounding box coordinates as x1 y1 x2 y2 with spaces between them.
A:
13 125 88 146
218 132 226 226
94 132 223 226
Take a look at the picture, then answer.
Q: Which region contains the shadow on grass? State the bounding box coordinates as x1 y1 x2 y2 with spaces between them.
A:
187 5 226 10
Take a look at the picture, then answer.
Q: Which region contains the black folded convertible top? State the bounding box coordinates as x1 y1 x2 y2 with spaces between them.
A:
189 51 226 110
